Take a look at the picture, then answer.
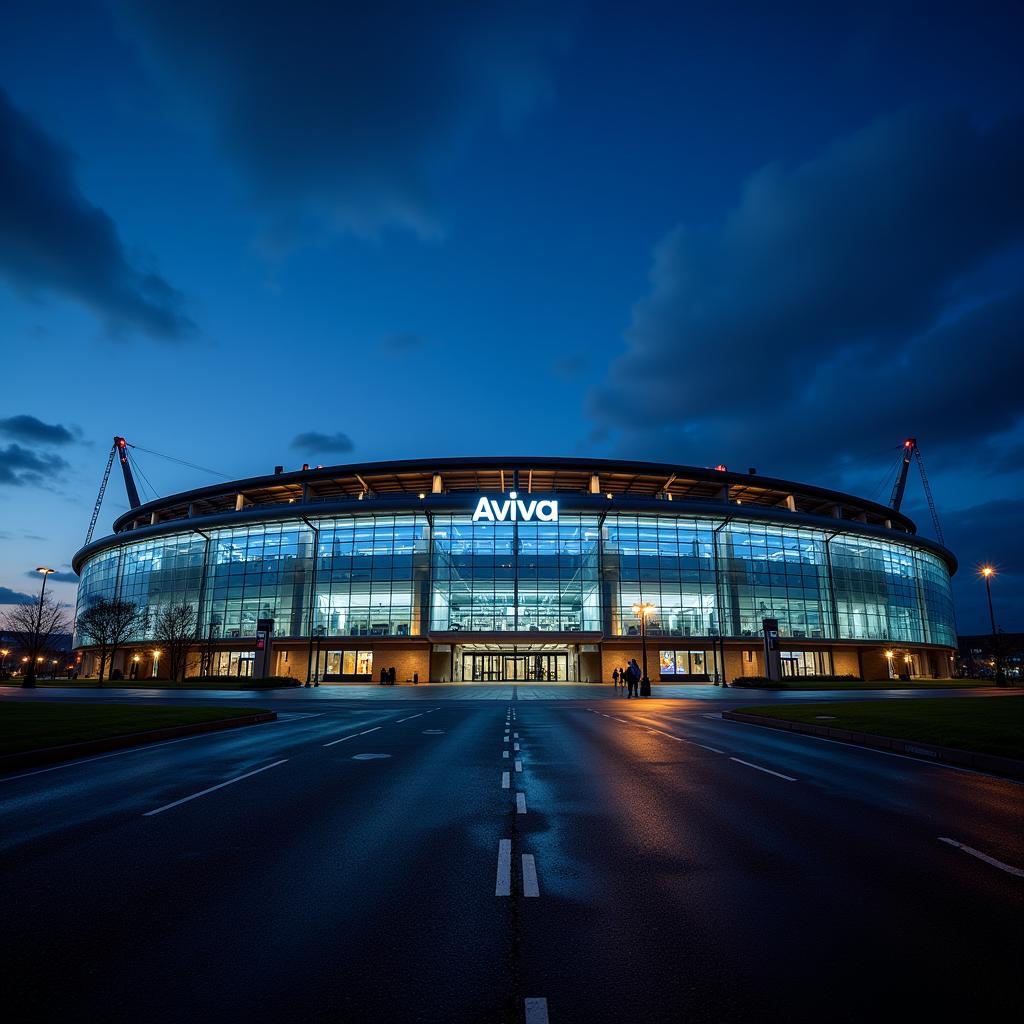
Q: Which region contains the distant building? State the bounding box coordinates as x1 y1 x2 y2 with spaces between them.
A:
958 633 1023 681
0 630 73 678
71 457 958 683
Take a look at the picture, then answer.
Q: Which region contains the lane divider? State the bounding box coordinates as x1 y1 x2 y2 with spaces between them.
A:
495 839 512 896
524 997 549 1024
938 837 1024 878
522 854 539 897
502 771 510 789
729 757 797 782
516 792 527 814
144 759 289 817
323 726 381 748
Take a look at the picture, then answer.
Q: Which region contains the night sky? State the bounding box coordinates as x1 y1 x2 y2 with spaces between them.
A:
1 1 1021 633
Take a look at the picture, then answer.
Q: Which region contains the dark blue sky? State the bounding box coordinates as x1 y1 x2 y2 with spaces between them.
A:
1 0 1022 632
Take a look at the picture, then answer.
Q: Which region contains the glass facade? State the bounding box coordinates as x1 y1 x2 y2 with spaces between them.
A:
429 514 601 633
76 510 956 648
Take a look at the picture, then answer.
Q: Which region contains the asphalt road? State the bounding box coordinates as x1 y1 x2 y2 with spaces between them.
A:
1 687 1021 1023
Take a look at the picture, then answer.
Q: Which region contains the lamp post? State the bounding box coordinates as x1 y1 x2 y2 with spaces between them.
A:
979 566 1004 685
632 601 656 696
0 648 9 679
884 649 894 679
24 566 55 688
151 649 161 679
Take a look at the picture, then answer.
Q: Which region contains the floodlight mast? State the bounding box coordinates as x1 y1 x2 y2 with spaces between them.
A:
83 436 142 547
888 438 944 545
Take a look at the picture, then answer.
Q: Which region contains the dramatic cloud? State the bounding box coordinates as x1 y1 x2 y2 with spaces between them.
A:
0 586 35 605
0 88 194 340
0 444 70 487
23 570 78 584
290 432 355 455
0 415 77 445
115 1 570 239
591 110 1024 477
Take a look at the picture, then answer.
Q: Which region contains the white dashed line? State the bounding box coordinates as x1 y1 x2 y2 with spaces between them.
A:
516 792 527 814
514 732 519 738
502 771 510 789
323 725 381 747
144 759 289 817
515 759 523 772
495 839 512 896
396 714 424 722
938 837 1024 878
522 854 539 897
730 757 797 782
524 997 550 1024
503 750 510 758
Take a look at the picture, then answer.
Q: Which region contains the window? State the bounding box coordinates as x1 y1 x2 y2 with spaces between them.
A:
780 650 833 677
659 650 713 677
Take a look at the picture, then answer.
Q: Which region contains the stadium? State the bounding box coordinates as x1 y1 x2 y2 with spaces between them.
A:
71 457 958 683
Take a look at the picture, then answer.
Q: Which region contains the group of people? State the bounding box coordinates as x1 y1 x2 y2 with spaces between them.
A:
611 659 645 697
379 666 398 685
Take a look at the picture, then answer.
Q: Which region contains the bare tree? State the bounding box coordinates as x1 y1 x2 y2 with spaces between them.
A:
75 598 145 683
152 603 197 683
1 596 70 688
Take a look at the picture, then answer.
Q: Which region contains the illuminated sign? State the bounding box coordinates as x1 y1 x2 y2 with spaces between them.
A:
472 491 558 523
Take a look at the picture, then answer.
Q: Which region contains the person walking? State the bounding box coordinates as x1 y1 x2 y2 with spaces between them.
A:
625 662 635 698
612 667 619 689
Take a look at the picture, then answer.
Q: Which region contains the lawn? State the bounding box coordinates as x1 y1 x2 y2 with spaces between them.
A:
751 678 996 690
735 696 1024 760
31 676 299 690
0 703 269 757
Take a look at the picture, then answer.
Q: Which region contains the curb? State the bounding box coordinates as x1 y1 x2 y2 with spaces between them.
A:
0 711 278 773
722 710 1024 781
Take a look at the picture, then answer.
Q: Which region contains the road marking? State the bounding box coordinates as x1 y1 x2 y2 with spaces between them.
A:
495 839 512 896
503 750 510 758
695 743 725 754
522 854 539 897
323 725 381 748
730 757 797 782
514 732 519 738
396 713 424 722
515 759 523 772
938 837 1024 878
144 759 289 816
612 717 628 723
514 742 520 751
516 791 527 814
524 998 549 1024
502 771 510 789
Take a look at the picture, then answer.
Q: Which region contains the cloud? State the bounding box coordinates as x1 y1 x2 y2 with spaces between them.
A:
590 110 1024 477
0 444 70 487
115 1 570 240
290 431 355 455
23 570 78 584
0 414 77 445
0 586 35 605
0 87 194 340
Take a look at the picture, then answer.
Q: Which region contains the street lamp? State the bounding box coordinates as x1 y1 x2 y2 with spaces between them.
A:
979 566 1004 685
632 601 657 696
884 649 894 679
151 649 161 679
24 567 55 688
0 648 9 678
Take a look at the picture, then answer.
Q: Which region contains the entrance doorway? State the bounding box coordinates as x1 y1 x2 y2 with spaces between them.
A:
461 650 570 681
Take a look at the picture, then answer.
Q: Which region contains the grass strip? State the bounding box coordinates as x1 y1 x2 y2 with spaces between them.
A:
0 703 270 757
735 696 1024 760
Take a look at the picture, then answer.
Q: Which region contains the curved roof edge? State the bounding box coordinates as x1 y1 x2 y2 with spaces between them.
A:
108 456 919 534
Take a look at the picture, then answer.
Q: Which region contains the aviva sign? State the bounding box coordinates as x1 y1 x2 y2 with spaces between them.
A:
472 491 558 523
